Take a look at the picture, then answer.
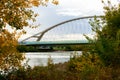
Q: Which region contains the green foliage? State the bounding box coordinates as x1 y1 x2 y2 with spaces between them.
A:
87 1 120 66
53 45 87 51
5 52 120 80
68 52 102 72
17 45 38 52
6 58 67 80
1 0 120 80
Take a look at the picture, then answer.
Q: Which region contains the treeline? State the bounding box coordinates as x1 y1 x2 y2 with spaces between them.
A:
0 1 120 80
17 45 90 52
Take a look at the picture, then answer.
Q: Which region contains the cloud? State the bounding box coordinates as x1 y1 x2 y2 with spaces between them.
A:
19 0 119 41
56 0 104 16
57 8 84 16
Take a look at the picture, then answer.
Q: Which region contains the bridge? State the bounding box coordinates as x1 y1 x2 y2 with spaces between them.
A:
20 40 89 46
20 16 101 47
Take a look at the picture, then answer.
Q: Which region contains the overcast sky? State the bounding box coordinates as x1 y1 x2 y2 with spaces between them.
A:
19 0 119 41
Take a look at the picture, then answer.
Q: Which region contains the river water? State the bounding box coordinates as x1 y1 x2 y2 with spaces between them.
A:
24 51 81 67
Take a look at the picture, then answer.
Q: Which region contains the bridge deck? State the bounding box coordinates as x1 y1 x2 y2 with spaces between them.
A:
20 40 89 46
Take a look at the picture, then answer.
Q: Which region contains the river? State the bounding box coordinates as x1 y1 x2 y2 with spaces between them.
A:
24 51 82 67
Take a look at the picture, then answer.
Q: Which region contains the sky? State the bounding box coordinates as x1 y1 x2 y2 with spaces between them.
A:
19 0 119 41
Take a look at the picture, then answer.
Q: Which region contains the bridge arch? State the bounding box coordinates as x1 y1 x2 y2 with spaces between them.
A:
22 16 101 42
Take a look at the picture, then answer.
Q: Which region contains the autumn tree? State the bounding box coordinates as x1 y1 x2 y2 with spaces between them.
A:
0 30 25 71
0 0 58 71
88 0 120 66
0 0 58 30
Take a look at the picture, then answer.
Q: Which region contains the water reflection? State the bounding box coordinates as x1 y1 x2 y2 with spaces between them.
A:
24 51 81 67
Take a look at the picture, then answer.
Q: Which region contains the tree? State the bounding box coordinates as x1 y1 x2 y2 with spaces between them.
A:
88 0 120 66
0 30 25 71
0 0 58 71
0 0 58 30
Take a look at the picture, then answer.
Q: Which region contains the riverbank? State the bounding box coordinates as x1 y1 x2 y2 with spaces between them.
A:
5 54 120 80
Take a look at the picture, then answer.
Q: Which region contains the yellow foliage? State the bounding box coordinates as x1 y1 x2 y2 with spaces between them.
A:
0 30 25 70
52 0 59 5
30 0 40 6
69 52 103 72
0 0 59 71
0 0 58 30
